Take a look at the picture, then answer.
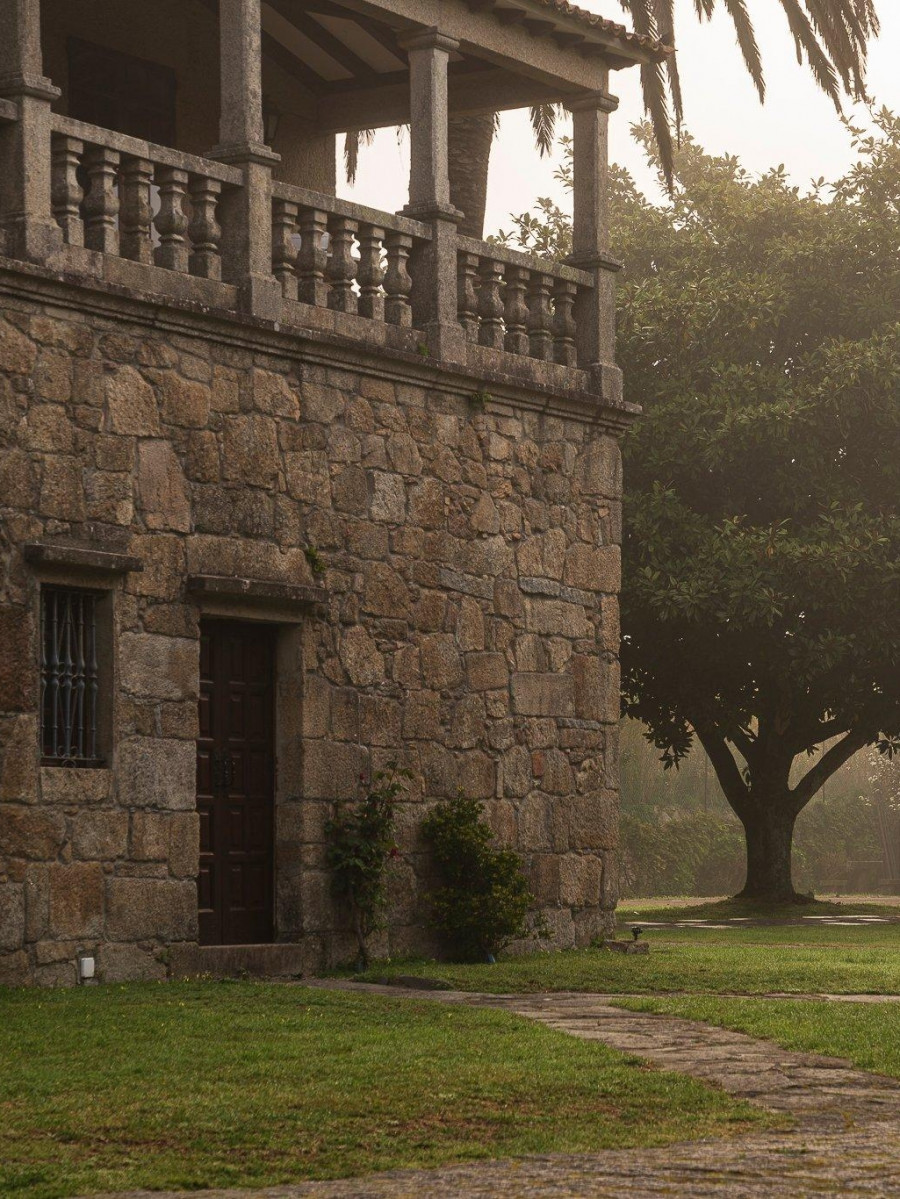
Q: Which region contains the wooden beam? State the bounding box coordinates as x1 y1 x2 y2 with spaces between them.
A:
305 0 407 62
267 0 379 79
315 63 571 132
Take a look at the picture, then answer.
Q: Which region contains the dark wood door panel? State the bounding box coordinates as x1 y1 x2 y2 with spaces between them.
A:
197 620 275 946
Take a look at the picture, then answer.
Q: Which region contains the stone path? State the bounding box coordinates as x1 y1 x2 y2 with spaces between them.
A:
95 983 900 1199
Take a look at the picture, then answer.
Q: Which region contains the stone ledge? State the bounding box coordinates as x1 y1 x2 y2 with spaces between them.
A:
24 542 143 574
170 942 312 980
186 574 327 607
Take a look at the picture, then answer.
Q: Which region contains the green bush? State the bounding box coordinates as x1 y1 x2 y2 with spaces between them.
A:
325 764 409 968
422 795 534 961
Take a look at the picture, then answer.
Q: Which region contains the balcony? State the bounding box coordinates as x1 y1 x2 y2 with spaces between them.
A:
0 0 662 409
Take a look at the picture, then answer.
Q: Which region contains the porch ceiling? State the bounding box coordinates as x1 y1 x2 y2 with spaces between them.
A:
252 0 653 133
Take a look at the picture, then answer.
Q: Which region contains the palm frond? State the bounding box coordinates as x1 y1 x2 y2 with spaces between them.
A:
722 0 765 102
343 129 375 186
529 104 562 157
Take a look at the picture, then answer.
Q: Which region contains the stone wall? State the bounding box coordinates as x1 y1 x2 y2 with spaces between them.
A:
0 265 624 985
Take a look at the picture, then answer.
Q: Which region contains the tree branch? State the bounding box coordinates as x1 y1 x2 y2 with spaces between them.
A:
789 727 871 813
694 723 751 817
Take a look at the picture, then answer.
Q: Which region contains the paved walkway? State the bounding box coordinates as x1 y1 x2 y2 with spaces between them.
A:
97 983 900 1199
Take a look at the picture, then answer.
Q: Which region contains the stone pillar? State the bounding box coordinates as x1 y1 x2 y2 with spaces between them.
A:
208 0 281 320
566 88 623 403
401 29 466 365
0 0 62 262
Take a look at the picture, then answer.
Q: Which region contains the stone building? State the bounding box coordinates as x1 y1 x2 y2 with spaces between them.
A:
0 0 664 985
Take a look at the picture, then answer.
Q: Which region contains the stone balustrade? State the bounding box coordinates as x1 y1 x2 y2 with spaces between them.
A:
271 184 431 330
456 237 594 369
48 115 244 281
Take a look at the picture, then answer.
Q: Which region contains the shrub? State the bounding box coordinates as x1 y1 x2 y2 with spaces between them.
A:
422 794 534 961
325 764 409 968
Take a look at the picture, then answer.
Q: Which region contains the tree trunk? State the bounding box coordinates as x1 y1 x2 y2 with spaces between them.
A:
448 113 494 239
736 805 801 902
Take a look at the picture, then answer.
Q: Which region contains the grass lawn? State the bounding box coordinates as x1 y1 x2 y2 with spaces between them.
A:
0 981 767 1199
611 996 900 1080
357 917 900 996
617 897 900 922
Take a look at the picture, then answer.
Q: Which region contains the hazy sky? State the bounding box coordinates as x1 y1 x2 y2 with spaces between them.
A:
342 1 900 233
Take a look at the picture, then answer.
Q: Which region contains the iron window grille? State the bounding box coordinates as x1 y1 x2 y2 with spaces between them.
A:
40 587 103 766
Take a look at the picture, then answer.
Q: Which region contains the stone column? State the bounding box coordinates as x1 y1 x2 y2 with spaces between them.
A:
566 87 623 403
208 0 281 320
0 0 62 262
401 29 466 365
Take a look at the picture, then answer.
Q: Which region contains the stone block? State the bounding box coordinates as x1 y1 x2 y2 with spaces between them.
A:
332 467 368 514
105 877 197 940
157 372 212 427
0 883 25 950
421 634 464 690
119 633 198 702
529 853 561 904
563 545 621 594
48 863 103 938
338 626 384 688
456 598 485 652
517 793 551 851
0 805 66 860
98 942 167 983
116 739 195 810
0 949 30 985
501 745 532 798
448 693 485 750
458 751 495 800
137 441 190 531
369 473 406 523
39 456 85 521
466 652 507 692
0 714 38 801
0 449 38 510
524 598 592 640
511 673 575 718
559 853 602 906
106 366 160 435
133 811 199 878
1 316 37 374
70 810 129 860
302 740 368 801
575 440 621 498
40 767 111 806
572 656 620 724
402 691 441 741
222 414 279 487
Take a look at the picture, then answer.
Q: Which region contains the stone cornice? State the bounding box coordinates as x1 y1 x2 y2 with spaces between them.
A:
0 257 640 436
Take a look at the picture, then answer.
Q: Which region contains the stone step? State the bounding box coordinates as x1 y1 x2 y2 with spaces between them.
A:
170 942 311 980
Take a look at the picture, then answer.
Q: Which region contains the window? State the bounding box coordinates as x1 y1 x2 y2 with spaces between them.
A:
40 588 104 766
67 37 177 146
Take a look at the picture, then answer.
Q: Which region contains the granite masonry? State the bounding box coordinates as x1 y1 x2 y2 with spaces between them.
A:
0 0 664 984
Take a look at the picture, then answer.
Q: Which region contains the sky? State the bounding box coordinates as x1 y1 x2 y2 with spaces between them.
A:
341 1 900 234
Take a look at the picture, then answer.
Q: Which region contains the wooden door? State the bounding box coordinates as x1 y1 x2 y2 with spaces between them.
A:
197 621 275 946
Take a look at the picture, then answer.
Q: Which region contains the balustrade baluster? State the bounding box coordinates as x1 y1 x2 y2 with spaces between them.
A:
50 135 84 247
457 251 480 341
189 175 223 280
326 215 358 314
527 272 554 361
504 265 530 356
357 223 386 321
271 198 298 299
384 231 413 327
553 279 578 367
82 145 120 255
477 258 505 350
120 157 155 265
297 208 328 307
154 167 189 273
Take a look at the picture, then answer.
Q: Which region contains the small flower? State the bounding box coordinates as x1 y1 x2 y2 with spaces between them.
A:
390 846 400 858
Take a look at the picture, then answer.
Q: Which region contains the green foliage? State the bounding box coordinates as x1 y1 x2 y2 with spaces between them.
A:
304 543 326 576
422 794 535 961
325 764 409 967
503 112 900 899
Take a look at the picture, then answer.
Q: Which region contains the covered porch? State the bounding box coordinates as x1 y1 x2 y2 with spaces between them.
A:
0 0 663 399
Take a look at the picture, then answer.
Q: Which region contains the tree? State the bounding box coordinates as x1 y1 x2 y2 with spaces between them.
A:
501 111 900 901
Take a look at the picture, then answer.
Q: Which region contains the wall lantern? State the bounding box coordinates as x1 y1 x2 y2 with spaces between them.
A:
263 98 281 146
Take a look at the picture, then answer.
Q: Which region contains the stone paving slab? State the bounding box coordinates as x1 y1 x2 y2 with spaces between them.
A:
90 982 900 1199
